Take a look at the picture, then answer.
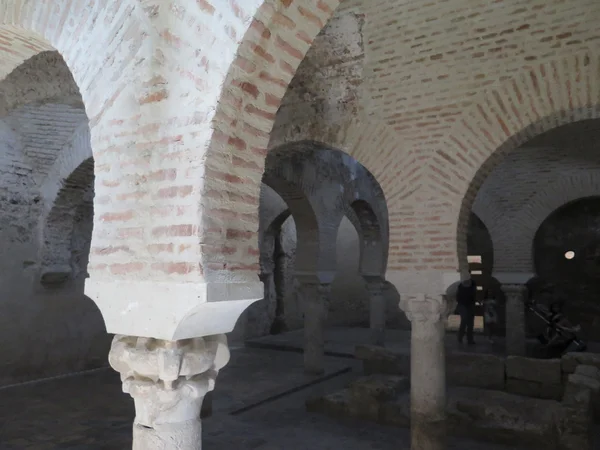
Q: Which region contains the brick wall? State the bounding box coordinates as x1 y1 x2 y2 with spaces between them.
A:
473 120 600 272
249 0 600 295
2 0 600 301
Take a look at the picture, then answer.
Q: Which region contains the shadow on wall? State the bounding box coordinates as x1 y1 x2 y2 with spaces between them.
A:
0 257 110 386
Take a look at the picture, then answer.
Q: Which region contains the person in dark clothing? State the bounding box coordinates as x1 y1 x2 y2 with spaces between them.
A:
456 278 477 344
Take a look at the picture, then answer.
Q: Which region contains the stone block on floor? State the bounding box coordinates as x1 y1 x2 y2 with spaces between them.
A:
447 352 505 390
559 384 594 450
379 393 410 428
506 356 562 385
355 345 409 376
447 387 563 449
562 352 600 375
564 368 600 424
505 378 564 400
349 375 409 402
307 375 410 425
306 388 381 422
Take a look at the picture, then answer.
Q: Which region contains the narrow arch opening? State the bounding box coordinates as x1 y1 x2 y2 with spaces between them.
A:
533 196 600 340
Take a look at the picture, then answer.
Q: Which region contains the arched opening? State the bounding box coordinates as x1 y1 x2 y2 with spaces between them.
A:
533 196 600 340
241 141 390 350
329 214 369 327
0 51 108 386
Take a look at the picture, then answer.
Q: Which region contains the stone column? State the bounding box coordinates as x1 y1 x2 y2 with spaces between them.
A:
365 275 386 346
109 334 230 450
298 280 331 375
502 284 528 356
400 294 451 450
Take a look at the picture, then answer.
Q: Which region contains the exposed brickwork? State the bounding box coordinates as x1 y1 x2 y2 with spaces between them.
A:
3 0 600 294
200 0 341 283
232 1 600 291
471 122 600 273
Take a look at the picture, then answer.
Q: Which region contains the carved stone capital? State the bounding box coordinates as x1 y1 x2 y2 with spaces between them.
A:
400 294 451 324
109 334 229 428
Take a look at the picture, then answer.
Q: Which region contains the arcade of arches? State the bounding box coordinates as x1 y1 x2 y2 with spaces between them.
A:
3 1 600 449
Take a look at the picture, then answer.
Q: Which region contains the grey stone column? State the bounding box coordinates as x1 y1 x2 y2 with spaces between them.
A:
109 334 229 450
298 279 332 375
502 283 528 356
365 275 386 346
400 294 451 450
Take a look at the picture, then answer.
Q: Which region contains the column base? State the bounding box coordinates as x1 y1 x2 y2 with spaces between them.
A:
133 420 202 450
411 415 446 450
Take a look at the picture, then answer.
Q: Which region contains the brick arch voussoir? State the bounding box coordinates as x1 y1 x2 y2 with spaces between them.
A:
199 0 341 283
453 51 600 275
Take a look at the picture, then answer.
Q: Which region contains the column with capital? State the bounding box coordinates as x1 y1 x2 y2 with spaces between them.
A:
364 275 386 346
109 334 230 449
400 294 453 450
502 283 528 356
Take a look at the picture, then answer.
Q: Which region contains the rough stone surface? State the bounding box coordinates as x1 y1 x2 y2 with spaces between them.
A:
349 374 409 402
505 378 564 401
355 345 409 376
560 384 594 450
448 387 564 449
109 334 230 449
563 353 600 374
565 371 600 424
506 356 563 385
446 352 506 391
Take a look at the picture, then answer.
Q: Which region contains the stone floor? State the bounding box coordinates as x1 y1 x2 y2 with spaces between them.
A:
1 329 596 449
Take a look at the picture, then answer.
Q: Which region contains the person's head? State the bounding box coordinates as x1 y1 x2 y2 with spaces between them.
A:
550 301 563 314
485 289 495 299
461 278 472 287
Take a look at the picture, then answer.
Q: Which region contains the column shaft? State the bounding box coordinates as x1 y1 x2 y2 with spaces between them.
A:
401 294 449 450
365 276 386 346
502 284 527 356
411 319 446 450
302 283 331 374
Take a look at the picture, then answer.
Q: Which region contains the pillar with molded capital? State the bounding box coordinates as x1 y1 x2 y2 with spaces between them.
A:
501 283 528 356
400 294 451 450
364 275 386 346
109 334 230 450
